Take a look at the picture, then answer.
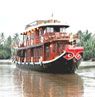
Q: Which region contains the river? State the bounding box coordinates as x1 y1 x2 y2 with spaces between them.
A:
0 62 95 97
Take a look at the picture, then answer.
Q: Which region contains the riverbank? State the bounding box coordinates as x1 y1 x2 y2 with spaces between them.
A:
79 61 95 69
0 59 12 64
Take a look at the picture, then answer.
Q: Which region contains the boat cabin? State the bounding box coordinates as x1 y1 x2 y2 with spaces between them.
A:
16 19 78 63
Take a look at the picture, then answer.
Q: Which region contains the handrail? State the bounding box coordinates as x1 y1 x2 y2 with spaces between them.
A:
43 32 71 42
19 32 79 47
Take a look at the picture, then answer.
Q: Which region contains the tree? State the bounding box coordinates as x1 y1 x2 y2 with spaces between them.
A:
12 33 20 47
11 33 20 59
0 32 5 45
78 30 95 60
5 36 12 47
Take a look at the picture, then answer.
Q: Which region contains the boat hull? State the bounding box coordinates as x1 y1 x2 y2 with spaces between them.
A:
16 53 81 73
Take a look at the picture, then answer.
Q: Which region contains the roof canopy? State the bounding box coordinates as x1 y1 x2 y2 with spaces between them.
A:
25 19 69 31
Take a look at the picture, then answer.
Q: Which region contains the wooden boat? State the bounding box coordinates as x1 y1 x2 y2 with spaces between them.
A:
15 19 84 73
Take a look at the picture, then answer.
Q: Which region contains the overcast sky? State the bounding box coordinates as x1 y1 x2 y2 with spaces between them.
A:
0 0 95 37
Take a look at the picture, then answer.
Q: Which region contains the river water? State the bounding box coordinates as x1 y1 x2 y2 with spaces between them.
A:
0 62 95 97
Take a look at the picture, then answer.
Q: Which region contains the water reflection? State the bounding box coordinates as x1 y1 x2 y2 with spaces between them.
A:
1 63 95 97
0 65 18 97
83 77 95 97
14 69 83 97
76 67 95 97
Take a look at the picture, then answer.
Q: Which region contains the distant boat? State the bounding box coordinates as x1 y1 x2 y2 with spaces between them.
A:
15 19 84 73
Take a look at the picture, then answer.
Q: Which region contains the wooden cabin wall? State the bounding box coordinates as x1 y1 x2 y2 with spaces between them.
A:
44 42 58 60
16 50 25 62
44 44 50 61
17 40 70 63
33 46 43 62
25 49 31 62
33 29 40 44
44 41 65 60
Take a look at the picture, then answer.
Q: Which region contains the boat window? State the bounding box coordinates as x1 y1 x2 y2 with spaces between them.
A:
31 48 33 57
39 30 42 36
27 35 30 40
39 28 43 34
60 27 66 32
33 47 42 61
60 28 63 32
24 35 27 41
17 50 25 57
45 27 54 33
54 27 60 32
31 33 34 39
45 45 50 59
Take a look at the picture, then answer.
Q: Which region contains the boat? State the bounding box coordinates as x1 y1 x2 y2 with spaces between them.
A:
15 18 84 73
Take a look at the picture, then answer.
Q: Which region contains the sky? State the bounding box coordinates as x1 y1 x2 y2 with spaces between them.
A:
0 0 95 37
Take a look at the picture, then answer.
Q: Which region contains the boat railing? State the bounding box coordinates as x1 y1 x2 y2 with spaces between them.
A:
19 32 79 47
43 32 70 42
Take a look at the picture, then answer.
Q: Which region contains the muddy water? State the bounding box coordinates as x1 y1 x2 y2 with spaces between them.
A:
0 63 95 97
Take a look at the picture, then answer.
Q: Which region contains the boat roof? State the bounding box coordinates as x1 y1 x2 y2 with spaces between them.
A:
25 19 69 31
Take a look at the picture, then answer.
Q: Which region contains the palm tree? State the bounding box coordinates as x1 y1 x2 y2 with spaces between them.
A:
77 30 95 60
11 33 20 59
0 32 5 45
12 33 20 47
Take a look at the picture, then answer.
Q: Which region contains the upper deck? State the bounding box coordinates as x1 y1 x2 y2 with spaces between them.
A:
19 19 78 49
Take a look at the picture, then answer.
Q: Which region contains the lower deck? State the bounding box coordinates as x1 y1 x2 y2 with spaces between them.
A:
16 52 81 73
16 40 70 63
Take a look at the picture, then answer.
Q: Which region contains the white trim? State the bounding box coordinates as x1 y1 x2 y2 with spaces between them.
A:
18 62 20 64
22 62 25 65
43 51 66 64
25 23 69 31
26 62 29 65
16 51 66 65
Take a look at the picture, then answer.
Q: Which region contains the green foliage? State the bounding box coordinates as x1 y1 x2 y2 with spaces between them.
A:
78 30 95 60
0 48 11 59
5 36 12 47
0 33 20 59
